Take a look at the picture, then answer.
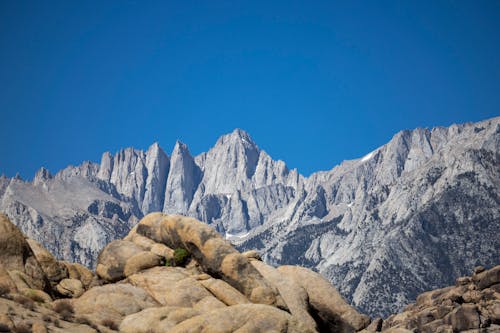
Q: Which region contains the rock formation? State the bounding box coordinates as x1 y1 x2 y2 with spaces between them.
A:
1 117 499 316
0 213 371 332
1 212 499 332
376 265 500 332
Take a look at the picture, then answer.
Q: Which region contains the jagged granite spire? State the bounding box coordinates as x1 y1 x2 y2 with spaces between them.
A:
33 167 53 186
142 142 169 214
163 141 201 215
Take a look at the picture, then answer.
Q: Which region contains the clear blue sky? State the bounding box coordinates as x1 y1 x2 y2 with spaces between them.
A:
0 1 499 178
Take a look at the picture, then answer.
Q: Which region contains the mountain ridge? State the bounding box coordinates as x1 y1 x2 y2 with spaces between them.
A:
1 117 499 317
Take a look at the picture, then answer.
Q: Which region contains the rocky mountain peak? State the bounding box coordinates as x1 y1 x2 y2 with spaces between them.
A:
197 129 261 194
216 128 257 148
33 167 53 186
172 140 191 156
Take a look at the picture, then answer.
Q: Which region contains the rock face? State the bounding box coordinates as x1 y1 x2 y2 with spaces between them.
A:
1 117 499 316
378 265 500 332
0 214 51 293
0 213 368 333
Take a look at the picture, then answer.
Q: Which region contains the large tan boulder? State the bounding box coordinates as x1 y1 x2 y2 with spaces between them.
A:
168 303 317 333
56 278 84 298
150 243 175 260
134 213 279 305
199 277 250 306
251 260 317 331
0 267 18 294
278 265 370 332
73 283 158 325
27 239 68 286
124 225 158 250
21 288 52 303
123 251 163 277
131 212 165 241
473 265 500 290
443 304 481 331
120 306 200 333
95 240 144 282
62 262 97 290
126 266 225 310
0 214 51 293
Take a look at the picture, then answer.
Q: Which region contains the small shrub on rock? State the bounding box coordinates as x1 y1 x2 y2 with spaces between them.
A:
172 248 190 267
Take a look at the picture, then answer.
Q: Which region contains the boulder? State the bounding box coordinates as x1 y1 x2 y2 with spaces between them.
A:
21 288 52 303
31 321 48 333
126 266 223 310
251 260 317 331
0 267 18 294
73 283 158 325
192 295 226 313
150 243 175 260
473 265 500 290
415 286 455 307
95 240 144 282
123 251 163 277
489 302 500 324
124 225 158 250
242 250 262 260
62 262 97 290
135 214 279 305
278 265 370 332
443 304 481 331
199 277 250 306
27 239 68 286
120 306 200 333
0 214 50 292
360 317 383 332
129 212 165 242
7 270 36 290
56 278 84 298
168 304 317 333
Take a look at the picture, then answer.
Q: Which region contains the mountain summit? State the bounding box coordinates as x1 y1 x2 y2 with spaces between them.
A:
1 117 499 316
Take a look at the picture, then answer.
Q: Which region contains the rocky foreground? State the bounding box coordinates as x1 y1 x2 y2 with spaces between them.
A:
0 213 498 333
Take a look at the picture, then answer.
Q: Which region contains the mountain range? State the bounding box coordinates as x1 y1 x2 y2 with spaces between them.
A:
1 116 498 317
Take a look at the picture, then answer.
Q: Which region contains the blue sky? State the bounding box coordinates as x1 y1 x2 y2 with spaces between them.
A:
0 1 499 178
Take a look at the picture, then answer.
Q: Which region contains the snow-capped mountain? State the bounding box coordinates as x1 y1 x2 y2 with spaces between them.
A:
1 117 498 317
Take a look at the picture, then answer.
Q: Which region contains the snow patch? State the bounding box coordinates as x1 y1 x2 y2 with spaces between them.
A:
347 202 354 208
361 151 374 162
225 232 250 239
